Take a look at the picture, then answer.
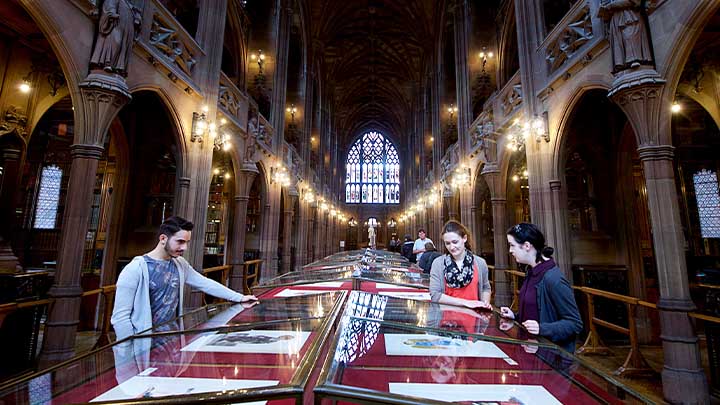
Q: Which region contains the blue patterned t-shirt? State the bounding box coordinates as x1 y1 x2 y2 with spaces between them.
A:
144 255 180 331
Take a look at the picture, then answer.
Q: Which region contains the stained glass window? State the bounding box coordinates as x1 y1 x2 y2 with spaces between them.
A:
693 169 720 238
345 131 400 204
33 165 63 229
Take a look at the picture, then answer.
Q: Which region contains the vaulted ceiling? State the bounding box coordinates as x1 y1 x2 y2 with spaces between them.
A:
310 0 446 148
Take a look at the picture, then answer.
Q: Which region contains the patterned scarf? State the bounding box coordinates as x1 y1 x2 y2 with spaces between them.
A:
443 250 475 289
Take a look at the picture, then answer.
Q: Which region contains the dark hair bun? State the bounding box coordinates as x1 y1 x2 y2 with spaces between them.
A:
542 246 554 258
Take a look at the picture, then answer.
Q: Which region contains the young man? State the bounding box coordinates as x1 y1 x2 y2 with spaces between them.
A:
412 228 433 263
111 216 257 340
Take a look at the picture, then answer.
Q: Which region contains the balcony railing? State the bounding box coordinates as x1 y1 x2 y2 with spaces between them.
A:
135 0 205 95
218 72 249 130
540 1 599 80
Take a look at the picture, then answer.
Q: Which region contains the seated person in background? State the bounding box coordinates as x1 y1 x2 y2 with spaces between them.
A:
429 220 492 311
111 216 257 340
418 241 442 274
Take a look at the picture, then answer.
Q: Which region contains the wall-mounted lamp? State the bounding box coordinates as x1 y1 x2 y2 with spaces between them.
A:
512 169 529 183
191 111 208 143
671 102 682 113
18 78 31 94
506 114 549 152
320 202 329 211
303 189 315 203
451 166 471 188
478 47 494 73
250 50 266 74
447 104 458 118
271 165 291 187
388 218 397 228
286 104 297 123
348 217 358 227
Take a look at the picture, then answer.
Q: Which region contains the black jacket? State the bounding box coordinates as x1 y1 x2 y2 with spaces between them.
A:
401 241 415 262
533 266 583 353
418 251 442 273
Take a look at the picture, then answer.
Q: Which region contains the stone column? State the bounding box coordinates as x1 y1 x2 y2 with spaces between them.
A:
459 186 477 252
453 0 473 156
0 147 22 273
281 193 296 274
445 189 458 221
313 205 323 260
270 0 293 150
229 165 258 291
39 74 130 365
294 197 307 267
548 180 573 279
610 71 709 403
482 165 511 306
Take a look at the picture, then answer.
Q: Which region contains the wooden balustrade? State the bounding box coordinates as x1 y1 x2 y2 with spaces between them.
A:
243 259 263 295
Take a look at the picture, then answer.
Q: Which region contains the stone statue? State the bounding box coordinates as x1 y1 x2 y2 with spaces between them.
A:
368 225 376 249
90 0 142 76
598 0 653 72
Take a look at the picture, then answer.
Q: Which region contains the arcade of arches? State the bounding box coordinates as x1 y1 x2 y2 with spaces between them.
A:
0 0 719 403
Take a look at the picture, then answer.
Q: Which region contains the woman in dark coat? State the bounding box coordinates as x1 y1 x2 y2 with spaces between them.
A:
500 223 583 353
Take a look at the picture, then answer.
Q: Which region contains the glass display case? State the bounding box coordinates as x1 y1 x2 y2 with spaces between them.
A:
0 292 346 404
314 291 654 405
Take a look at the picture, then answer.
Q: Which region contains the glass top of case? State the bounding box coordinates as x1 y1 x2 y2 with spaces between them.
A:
315 293 653 405
0 291 346 405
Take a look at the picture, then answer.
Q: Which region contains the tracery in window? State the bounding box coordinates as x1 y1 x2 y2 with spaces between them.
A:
693 169 720 238
33 165 63 229
345 131 400 204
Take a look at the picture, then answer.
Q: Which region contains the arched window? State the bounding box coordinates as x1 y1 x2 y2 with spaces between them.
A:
33 165 63 229
345 131 400 204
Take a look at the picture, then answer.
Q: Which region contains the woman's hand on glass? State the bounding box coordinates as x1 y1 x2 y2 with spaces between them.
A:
465 300 492 311
500 306 515 319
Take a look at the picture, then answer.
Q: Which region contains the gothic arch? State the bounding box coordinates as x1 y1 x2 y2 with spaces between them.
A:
127 86 189 178
551 83 612 181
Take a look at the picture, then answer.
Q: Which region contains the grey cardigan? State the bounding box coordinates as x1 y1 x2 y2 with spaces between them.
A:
429 254 491 302
533 266 583 353
111 255 245 340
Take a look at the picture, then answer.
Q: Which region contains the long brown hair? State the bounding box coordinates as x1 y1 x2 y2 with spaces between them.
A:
441 220 473 253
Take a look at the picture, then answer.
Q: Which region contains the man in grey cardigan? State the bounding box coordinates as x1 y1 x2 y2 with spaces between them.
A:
111 216 257 340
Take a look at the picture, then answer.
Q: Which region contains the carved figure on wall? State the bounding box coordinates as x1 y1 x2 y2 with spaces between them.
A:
0 106 28 138
244 139 257 163
90 0 142 76
598 0 653 72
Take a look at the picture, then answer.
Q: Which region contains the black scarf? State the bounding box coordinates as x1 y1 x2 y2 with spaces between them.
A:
443 251 475 289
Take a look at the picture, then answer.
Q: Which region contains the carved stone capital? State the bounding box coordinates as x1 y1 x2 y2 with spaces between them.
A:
608 69 666 147
78 73 131 146
549 179 562 191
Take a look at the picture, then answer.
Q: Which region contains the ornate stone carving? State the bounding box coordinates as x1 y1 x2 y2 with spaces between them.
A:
89 0 141 76
501 84 522 116
244 138 257 163
472 112 493 153
149 16 197 76
545 7 593 72
218 85 240 118
598 0 653 73
248 109 273 149
609 69 666 147
0 106 28 138
78 73 131 146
